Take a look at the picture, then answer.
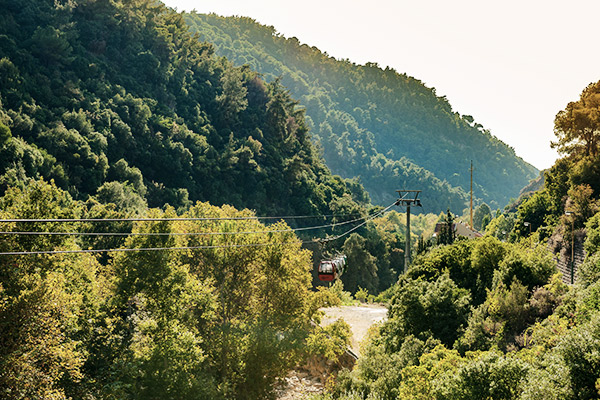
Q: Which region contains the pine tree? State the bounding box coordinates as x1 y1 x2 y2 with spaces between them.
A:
438 208 455 245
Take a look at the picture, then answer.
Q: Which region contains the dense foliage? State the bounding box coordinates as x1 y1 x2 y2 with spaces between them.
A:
5 1 600 398
0 0 449 315
183 13 538 212
0 179 351 399
0 0 371 219
0 1 414 397
318 236 580 400
315 80 600 400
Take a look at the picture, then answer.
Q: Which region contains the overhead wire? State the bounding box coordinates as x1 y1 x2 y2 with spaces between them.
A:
318 201 397 244
0 211 377 238
0 212 365 224
0 202 398 256
0 242 278 256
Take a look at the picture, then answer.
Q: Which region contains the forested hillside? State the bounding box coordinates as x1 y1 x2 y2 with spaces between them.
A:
183 14 539 212
0 0 396 397
0 0 439 301
8 0 599 398
0 0 370 219
312 80 600 400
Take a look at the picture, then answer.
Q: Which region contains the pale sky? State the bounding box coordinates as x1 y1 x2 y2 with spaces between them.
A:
162 0 600 171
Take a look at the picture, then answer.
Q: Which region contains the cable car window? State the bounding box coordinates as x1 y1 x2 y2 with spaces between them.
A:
319 261 333 274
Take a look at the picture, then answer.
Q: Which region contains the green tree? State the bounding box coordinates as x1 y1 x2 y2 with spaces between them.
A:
102 211 220 399
95 181 147 214
383 273 471 349
569 156 600 197
175 203 316 399
485 212 514 241
470 236 506 303
553 313 600 399
432 351 529 400
0 180 104 399
565 184 598 228
473 203 492 231
456 278 531 352
552 81 600 158
584 211 600 256
342 233 378 294
0 122 11 146
437 209 455 245
513 190 551 237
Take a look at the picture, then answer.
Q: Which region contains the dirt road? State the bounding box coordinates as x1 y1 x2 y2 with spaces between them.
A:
276 304 388 399
321 304 388 356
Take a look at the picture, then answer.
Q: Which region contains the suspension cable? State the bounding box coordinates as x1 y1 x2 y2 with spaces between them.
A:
319 201 397 244
0 212 364 224
0 242 282 256
0 211 378 238
0 203 396 256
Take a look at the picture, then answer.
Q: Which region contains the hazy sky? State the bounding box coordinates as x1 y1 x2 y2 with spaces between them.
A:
162 0 600 170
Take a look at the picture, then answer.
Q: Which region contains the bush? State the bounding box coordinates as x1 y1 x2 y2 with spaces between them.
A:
577 253 600 287
355 287 369 303
306 319 352 361
382 273 471 350
555 312 600 399
584 211 600 256
432 351 529 400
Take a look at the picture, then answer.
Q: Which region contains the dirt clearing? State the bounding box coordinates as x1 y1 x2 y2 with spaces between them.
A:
276 304 388 399
321 304 388 356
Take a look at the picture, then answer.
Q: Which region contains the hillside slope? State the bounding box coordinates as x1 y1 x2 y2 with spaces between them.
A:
0 0 369 218
184 14 538 212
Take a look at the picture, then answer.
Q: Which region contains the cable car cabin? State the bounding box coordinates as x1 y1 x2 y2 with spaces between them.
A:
318 260 335 281
318 255 347 281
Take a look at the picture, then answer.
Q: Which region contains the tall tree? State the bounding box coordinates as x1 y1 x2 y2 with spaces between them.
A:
552 81 600 158
438 209 455 245
342 233 378 294
473 203 492 231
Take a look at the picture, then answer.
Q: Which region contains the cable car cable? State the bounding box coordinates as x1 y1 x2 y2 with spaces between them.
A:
0 210 381 238
318 201 397 244
0 212 366 224
0 203 397 256
0 242 278 256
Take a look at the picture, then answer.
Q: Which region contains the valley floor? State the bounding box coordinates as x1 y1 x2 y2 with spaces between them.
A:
276 304 388 399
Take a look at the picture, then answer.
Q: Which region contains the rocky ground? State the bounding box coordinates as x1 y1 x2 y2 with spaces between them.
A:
274 371 326 400
275 304 388 399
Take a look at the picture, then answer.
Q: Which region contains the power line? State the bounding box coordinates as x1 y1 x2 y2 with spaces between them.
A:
320 201 397 243
0 236 329 256
0 202 397 256
0 212 364 224
0 242 283 256
0 212 375 238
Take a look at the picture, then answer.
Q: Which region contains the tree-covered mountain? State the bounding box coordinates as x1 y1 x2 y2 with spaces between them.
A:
312 80 600 400
183 13 539 212
0 0 371 219
0 1 395 397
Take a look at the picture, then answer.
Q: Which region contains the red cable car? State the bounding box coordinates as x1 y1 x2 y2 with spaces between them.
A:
318 255 347 281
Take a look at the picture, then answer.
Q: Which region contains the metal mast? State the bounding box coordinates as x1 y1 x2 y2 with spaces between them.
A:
470 161 474 229
396 190 422 272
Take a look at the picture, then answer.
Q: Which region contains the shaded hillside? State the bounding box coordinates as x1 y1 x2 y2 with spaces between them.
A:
0 0 369 218
0 0 439 303
183 13 538 212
